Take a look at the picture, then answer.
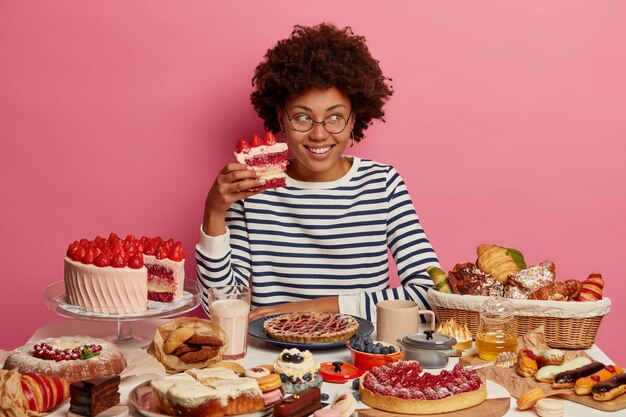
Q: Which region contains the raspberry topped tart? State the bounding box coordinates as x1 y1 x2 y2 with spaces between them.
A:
263 312 359 343
3 336 126 383
64 233 185 314
359 361 487 415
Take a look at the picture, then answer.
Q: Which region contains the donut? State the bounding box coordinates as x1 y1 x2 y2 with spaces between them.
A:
257 373 282 392
535 398 564 417
245 367 271 379
516 387 545 410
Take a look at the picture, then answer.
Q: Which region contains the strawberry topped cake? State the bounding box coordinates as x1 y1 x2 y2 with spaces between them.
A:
64 233 185 314
359 361 487 414
235 132 288 191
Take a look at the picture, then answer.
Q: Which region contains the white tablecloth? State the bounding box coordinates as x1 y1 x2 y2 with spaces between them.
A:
12 318 617 416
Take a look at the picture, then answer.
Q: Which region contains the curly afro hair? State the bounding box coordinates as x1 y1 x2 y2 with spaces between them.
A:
251 23 393 142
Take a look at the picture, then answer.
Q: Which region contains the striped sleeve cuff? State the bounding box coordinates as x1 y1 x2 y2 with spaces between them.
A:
338 293 363 318
197 225 231 257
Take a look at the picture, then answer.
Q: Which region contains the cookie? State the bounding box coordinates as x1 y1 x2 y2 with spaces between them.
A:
187 335 224 346
164 327 195 354
179 346 218 364
171 344 200 357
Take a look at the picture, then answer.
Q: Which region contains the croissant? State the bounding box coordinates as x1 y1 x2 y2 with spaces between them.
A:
528 280 582 301
427 266 452 293
576 272 604 301
476 244 526 284
0 369 70 415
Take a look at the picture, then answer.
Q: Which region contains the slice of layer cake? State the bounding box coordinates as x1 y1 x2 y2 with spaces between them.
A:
69 375 120 417
235 132 288 191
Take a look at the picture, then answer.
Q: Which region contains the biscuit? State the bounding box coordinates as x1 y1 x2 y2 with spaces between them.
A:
257 373 282 392
187 335 224 346
209 361 246 374
179 346 218 364
164 327 195 354
517 387 545 410
535 398 564 417
171 344 200 357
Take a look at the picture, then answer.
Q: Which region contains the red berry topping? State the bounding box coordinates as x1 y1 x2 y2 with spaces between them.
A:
236 138 251 153
125 234 136 242
80 238 90 248
128 254 144 269
590 374 600 382
94 253 111 267
605 365 616 373
111 254 126 268
82 248 95 265
145 241 158 256
250 134 263 147
156 246 169 260
264 132 276 145
108 232 121 242
169 243 185 261
67 243 80 257
524 349 537 360
71 246 87 262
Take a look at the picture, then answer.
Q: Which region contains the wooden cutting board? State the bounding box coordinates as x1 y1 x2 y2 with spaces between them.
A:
356 397 510 417
556 392 626 412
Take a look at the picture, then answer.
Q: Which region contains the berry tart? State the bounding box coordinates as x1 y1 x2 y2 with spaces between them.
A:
263 312 359 343
64 233 185 314
3 336 126 383
235 132 288 191
359 361 487 414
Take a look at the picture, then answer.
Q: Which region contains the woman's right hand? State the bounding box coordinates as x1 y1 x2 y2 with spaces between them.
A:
202 163 265 235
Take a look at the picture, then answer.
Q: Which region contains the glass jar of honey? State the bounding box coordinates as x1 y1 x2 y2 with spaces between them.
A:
475 297 517 361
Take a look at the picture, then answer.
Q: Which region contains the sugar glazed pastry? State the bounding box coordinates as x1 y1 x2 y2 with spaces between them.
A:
273 348 322 394
150 367 265 416
552 361 605 389
476 244 526 284
592 373 626 401
504 261 555 299
359 361 487 414
3 336 126 382
447 263 504 296
536 349 565 368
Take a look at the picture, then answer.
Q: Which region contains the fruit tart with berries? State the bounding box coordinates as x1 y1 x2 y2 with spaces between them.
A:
359 361 487 414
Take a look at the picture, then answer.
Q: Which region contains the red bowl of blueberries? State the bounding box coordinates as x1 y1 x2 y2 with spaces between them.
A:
347 336 404 371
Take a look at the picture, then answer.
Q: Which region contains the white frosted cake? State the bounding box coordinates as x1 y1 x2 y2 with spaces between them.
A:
64 234 185 314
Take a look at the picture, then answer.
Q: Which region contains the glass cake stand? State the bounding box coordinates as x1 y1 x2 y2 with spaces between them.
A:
44 278 202 348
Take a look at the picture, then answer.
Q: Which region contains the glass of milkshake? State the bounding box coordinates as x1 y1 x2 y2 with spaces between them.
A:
206 285 251 359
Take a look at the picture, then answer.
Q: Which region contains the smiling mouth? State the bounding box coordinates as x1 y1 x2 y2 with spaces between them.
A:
304 145 334 154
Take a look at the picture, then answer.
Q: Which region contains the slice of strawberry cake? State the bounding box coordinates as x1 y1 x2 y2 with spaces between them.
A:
235 132 288 191
64 234 185 314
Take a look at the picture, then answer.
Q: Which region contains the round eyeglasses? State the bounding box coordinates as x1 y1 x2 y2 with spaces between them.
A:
284 107 352 134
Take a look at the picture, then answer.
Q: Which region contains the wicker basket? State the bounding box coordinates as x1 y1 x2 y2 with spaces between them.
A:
427 289 611 349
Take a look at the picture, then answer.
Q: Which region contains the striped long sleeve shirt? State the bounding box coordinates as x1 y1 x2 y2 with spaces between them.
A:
196 157 440 322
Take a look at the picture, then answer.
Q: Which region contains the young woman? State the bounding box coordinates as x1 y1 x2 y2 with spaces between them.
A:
196 23 440 322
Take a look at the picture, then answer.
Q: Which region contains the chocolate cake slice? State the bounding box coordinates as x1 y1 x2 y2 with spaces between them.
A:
69 375 121 417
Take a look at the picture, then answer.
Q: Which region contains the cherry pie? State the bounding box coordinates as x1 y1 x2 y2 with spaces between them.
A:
359 361 487 414
263 312 359 343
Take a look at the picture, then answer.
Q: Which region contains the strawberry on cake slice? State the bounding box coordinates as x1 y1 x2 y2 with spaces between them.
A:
235 132 288 191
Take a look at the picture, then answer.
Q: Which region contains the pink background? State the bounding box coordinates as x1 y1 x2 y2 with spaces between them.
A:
1 1 624 364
